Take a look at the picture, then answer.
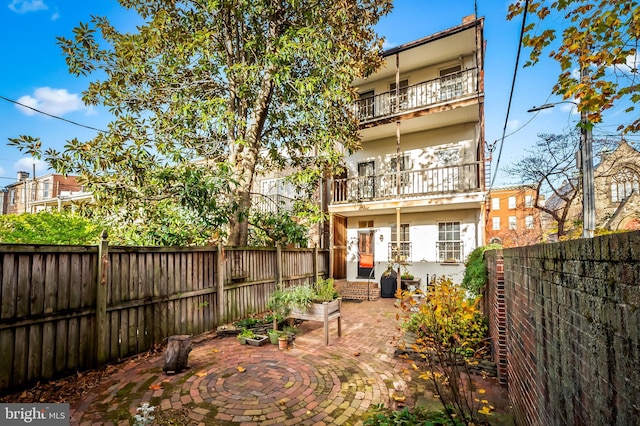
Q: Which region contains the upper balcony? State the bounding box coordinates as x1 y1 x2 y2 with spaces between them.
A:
354 68 479 127
331 161 483 214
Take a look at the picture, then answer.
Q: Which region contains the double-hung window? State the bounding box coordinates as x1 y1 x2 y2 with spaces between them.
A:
437 222 462 262
389 223 411 262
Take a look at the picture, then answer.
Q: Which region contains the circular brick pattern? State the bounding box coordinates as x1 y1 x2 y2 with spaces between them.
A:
69 300 425 426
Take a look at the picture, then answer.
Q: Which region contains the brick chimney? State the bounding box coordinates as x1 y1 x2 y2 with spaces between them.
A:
17 171 29 181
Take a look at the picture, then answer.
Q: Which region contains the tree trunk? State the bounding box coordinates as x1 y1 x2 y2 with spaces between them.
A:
163 335 192 374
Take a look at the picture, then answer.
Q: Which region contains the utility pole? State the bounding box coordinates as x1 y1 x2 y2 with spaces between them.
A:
528 94 596 238
580 67 595 238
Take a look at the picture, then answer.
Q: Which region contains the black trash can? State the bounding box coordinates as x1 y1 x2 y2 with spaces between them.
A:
380 270 397 298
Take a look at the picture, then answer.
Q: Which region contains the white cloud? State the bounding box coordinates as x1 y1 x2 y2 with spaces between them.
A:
559 102 579 114
14 157 49 176
626 53 638 70
16 87 84 117
8 0 47 13
507 119 520 130
50 9 59 20
0 166 5 176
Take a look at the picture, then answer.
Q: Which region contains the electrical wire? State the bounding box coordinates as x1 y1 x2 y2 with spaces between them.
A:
0 94 107 133
489 0 529 191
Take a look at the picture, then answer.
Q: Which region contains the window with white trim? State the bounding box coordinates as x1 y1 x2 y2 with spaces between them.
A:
9 189 15 205
524 194 533 208
390 223 411 262
492 217 500 230
509 216 517 230
525 215 534 229
437 222 462 262
43 180 50 199
508 196 516 209
491 197 500 210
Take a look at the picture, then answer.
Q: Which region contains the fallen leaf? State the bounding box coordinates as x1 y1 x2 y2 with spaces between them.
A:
196 372 208 378
392 394 406 402
278 398 287 405
149 383 162 391
353 352 360 356
478 389 486 394
236 366 246 373
212 349 220 353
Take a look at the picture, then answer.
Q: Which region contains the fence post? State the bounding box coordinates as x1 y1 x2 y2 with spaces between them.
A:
313 245 318 283
276 243 282 287
96 230 109 367
217 243 225 324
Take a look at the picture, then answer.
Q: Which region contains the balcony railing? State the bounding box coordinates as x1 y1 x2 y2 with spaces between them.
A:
354 68 478 122
388 242 412 264
332 162 481 204
251 193 295 213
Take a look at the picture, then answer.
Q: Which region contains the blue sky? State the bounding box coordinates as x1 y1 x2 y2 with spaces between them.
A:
0 0 637 189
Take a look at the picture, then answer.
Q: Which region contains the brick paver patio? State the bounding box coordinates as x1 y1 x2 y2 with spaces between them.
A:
70 298 508 425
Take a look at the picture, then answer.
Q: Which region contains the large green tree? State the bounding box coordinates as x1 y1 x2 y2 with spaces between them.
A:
12 0 391 246
508 0 640 132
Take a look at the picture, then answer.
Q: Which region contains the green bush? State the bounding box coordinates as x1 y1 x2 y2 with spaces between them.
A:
461 244 501 297
0 211 101 245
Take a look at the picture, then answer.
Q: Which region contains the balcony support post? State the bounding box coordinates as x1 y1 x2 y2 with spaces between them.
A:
396 207 401 294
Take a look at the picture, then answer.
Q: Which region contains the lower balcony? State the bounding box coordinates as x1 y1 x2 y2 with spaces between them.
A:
331 162 481 204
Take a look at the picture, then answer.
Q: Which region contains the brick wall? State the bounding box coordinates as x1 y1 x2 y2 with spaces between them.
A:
485 232 640 426
334 280 381 301
484 250 507 385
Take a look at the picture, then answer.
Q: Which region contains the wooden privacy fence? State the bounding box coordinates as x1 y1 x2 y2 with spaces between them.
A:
0 239 328 393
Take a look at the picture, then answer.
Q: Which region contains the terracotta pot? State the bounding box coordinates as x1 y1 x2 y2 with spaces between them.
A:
278 336 288 350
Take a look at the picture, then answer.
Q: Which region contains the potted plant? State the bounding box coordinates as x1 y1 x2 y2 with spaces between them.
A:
245 333 269 346
267 278 342 346
237 328 254 345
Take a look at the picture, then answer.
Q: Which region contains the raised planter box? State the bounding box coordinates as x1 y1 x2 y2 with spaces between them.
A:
245 335 269 346
289 298 342 346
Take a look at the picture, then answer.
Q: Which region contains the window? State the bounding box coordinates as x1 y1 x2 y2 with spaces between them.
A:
524 194 533 208
435 148 460 192
437 222 462 262
508 196 516 209
43 180 50 199
390 223 411 262
491 197 500 210
389 79 408 112
259 178 296 211
358 90 375 120
509 216 517 230
525 215 534 229
357 161 375 199
439 65 463 100
611 168 640 203
492 217 500 230
390 154 411 189
9 189 15 205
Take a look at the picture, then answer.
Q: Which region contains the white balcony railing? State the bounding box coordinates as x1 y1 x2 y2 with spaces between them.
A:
332 162 481 204
354 68 478 122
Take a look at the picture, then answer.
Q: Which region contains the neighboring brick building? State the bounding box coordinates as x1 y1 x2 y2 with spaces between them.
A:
2 172 92 215
486 186 543 247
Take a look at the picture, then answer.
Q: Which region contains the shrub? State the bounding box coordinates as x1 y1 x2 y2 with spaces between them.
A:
461 244 501 297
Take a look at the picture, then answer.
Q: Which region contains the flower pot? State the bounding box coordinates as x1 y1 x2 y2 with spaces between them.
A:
278 336 288 350
268 331 279 345
237 336 247 345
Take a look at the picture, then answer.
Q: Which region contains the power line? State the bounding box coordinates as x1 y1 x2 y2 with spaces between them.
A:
489 0 529 191
0 94 107 133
